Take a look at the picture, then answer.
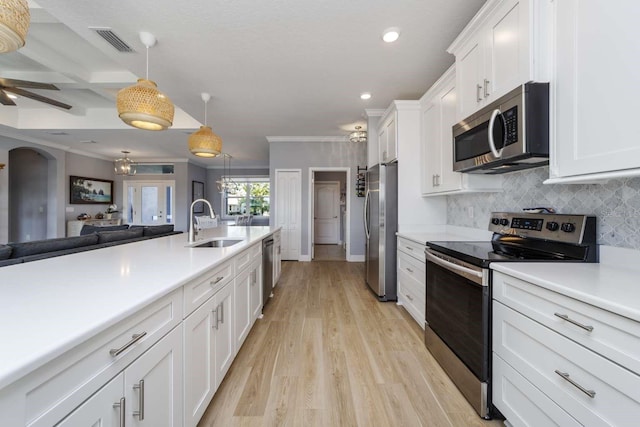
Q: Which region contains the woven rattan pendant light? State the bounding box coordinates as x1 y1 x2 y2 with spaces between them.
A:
0 0 30 53
117 32 174 131
188 92 222 158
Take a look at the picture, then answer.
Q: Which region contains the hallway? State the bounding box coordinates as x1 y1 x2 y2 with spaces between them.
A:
198 261 502 427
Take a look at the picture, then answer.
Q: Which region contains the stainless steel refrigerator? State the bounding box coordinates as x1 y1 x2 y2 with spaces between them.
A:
364 162 398 301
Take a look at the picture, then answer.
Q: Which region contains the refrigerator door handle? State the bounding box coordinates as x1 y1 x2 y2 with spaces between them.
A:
363 190 371 239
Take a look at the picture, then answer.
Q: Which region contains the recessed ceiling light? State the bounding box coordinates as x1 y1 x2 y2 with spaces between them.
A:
7 94 17 99
382 28 400 43
360 93 372 100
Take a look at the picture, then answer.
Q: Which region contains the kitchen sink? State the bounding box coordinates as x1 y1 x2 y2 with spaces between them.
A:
193 239 243 248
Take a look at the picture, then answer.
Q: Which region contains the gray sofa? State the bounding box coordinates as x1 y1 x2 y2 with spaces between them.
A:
0 224 181 267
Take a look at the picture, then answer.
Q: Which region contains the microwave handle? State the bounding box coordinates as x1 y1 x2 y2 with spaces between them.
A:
488 108 505 158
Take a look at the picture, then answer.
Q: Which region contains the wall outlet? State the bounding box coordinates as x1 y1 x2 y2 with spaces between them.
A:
467 206 474 218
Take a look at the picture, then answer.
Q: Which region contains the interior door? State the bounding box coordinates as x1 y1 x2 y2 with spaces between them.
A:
124 181 175 225
313 182 339 244
275 170 301 260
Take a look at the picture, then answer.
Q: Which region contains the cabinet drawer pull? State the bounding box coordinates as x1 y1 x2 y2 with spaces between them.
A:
406 267 414 273
405 294 414 302
109 332 147 357
554 313 594 332
405 246 414 251
476 84 483 102
133 379 145 419
210 276 224 285
113 397 125 427
554 370 596 398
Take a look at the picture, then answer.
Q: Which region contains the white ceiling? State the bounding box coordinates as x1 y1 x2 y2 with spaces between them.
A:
0 0 485 167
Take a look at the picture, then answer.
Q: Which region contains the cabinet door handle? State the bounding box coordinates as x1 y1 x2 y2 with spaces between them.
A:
554 313 594 332
476 84 483 102
109 332 147 357
405 294 414 302
484 78 490 98
219 301 224 324
554 370 596 398
113 397 125 427
212 307 219 330
435 174 440 186
133 379 145 419
406 267 414 273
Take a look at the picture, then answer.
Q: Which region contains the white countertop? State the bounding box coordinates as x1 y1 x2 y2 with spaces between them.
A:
492 260 640 323
397 225 493 245
0 225 279 390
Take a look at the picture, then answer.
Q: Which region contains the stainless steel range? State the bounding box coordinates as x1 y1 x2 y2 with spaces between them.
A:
424 212 598 419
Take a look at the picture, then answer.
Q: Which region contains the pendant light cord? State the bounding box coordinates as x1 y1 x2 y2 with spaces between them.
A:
204 100 208 126
145 46 149 80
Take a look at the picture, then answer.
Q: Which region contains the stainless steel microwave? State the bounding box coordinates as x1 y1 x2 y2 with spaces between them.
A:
452 82 549 174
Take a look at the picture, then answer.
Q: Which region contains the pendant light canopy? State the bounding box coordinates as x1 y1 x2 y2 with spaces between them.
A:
349 125 367 143
0 0 29 53
117 32 174 131
188 92 222 158
114 151 136 176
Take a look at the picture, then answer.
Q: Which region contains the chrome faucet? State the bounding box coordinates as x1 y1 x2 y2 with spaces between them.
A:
189 198 217 243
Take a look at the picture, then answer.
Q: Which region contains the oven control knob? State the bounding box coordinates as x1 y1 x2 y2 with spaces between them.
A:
491 218 500 225
561 223 576 233
546 221 559 232
499 218 510 226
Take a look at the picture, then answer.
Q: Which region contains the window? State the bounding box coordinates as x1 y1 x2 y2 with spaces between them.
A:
222 177 270 219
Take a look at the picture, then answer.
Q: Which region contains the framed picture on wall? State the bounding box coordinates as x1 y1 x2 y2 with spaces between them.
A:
192 181 205 213
69 176 114 204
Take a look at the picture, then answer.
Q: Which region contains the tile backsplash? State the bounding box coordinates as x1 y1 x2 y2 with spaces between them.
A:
447 167 640 249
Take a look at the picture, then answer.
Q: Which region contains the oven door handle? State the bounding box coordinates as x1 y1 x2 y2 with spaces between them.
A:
425 249 483 279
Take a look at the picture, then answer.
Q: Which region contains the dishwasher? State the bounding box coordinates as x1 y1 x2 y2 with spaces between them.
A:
262 236 274 307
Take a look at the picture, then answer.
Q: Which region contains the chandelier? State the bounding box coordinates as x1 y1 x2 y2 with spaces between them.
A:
188 92 222 157
114 151 136 176
349 126 367 143
216 153 237 193
0 0 30 53
116 32 174 131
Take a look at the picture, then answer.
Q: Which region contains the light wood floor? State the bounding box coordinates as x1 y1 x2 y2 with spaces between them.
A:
198 261 504 427
313 244 346 261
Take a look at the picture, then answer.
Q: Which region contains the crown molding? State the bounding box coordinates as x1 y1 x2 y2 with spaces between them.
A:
266 136 348 143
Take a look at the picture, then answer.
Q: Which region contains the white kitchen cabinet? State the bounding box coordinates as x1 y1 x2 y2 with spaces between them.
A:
183 296 217 426
124 325 183 427
250 259 263 321
273 229 282 286
378 112 397 164
56 373 125 427
420 67 502 196
546 0 640 183
492 271 640 427
365 109 384 167
234 265 252 349
212 280 234 389
396 237 426 328
448 0 534 120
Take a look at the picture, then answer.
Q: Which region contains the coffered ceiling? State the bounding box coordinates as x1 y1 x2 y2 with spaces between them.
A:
0 0 484 167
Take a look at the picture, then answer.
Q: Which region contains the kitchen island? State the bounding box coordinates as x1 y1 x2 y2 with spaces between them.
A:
0 225 280 427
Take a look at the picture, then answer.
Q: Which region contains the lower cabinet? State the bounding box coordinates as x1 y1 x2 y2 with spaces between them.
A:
249 259 263 320
58 326 183 427
396 237 426 328
273 230 282 286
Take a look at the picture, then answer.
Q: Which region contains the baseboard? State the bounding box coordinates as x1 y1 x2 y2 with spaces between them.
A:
299 254 311 262
348 255 365 262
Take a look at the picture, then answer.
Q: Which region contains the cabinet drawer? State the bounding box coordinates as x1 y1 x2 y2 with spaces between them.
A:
493 353 581 427
20 289 183 427
397 238 425 261
494 301 640 427
397 250 425 288
184 259 233 316
493 271 640 376
398 269 425 328
235 242 261 273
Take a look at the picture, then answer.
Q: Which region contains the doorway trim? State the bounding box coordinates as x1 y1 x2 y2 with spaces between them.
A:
308 167 351 261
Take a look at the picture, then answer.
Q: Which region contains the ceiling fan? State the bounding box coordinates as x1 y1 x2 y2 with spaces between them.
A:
0 77 72 110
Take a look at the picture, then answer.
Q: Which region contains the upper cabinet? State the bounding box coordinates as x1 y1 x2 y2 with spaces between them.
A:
420 66 502 196
378 111 398 164
546 0 640 183
448 0 536 120
365 109 384 168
